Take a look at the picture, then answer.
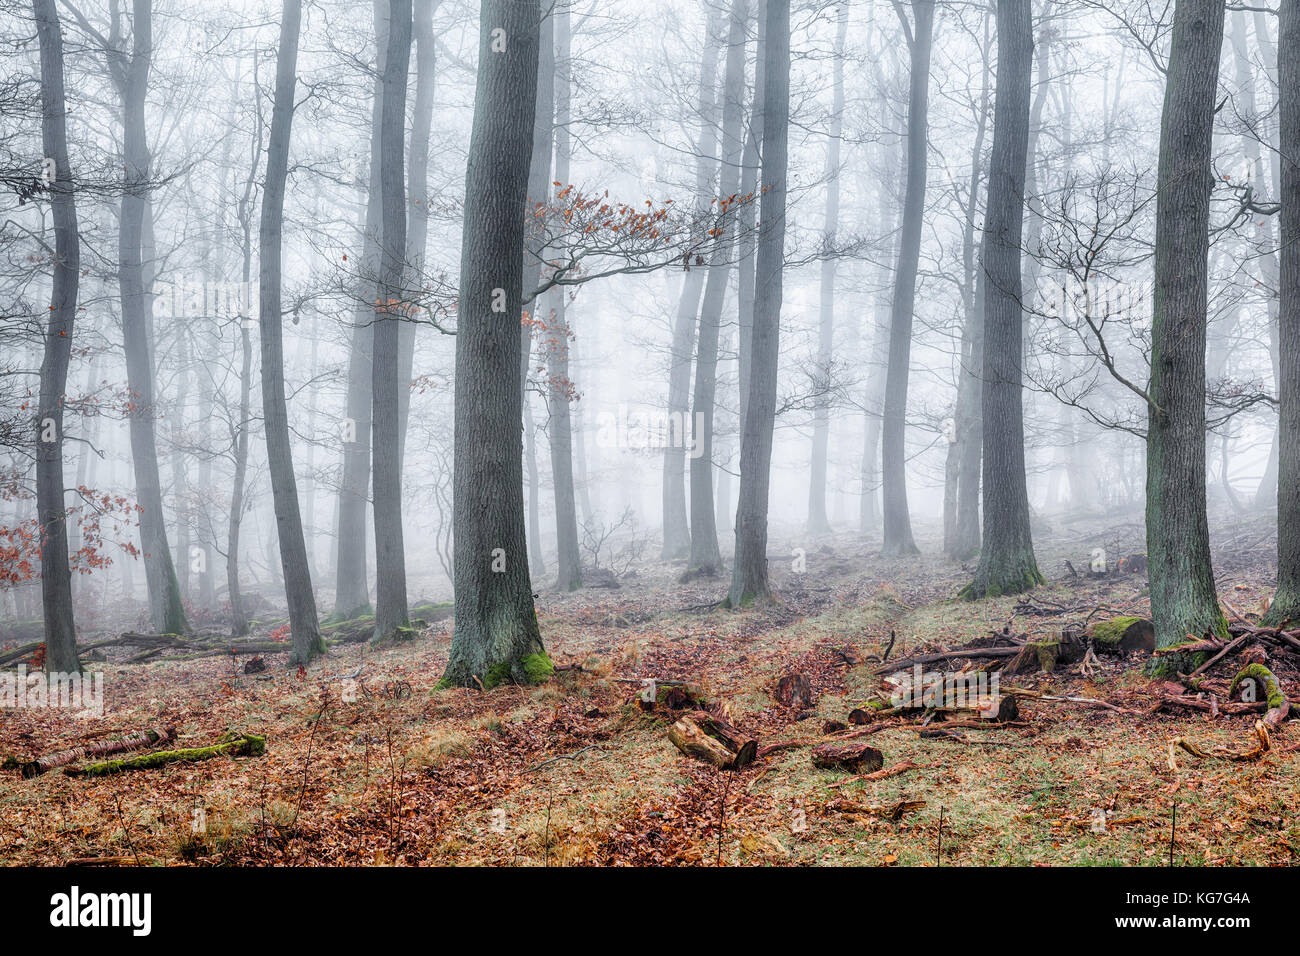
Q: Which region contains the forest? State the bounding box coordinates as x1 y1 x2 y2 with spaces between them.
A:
0 0 1297 878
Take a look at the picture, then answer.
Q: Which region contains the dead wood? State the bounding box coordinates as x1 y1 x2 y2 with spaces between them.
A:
811 741 884 773
21 727 176 778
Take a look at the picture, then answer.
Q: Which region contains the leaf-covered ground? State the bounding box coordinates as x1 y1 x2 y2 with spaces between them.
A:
3 512 1299 866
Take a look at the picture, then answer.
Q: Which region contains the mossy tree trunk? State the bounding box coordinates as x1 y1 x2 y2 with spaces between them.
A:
1144 0 1229 664
963 0 1041 599
1262 0 1300 627
442 0 548 687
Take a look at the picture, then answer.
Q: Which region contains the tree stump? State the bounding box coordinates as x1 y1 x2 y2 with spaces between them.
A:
774 672 815 709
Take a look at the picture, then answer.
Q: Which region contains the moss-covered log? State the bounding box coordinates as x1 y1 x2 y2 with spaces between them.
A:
66 733 265 776
1089 616 1156 655
1230 663 1290 727
21 727 175 778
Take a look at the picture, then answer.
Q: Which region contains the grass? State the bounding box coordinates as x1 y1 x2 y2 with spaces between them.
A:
2 524 1298 865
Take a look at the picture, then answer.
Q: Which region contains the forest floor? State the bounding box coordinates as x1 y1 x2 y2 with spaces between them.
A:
3 508 1299 866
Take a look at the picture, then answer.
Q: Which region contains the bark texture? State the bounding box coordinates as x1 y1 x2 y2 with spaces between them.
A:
1144 0 1229 661
443 0 546 687
1263 0 1299 625
34 0 80 673
963 0 1043 599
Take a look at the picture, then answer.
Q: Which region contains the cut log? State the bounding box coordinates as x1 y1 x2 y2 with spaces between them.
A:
938 694 1019 722
667 716 737 769
774 672 815 709
65 732 265 776
1089 616 1155 655
685 710 758 767
21 727 175 778
811 741 884 774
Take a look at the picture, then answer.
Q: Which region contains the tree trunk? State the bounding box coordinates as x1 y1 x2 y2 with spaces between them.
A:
33 0 80 673
737 0 766 439
397 0 437 468
1263 0 1299 625
880 0 934 557
442 0 547 687
518 4 554 585
947 9 991 560
689 1 746 573
260 0 325 666
807 0 848 536
524 398 547 576
962 0 1042 599
118 0 187 636
547 2 581 591
334 0 386 620
372 0 412 640
729 0 789 607
1144 0 1228 665
661 23 721 561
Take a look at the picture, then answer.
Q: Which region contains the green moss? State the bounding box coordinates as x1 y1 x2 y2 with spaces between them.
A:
1230 663 1285 709
481 652 554 689
1143 649 1209 679
71 733 265 776
1092 616 1144 646
325 603 373 624
959 568 1044 602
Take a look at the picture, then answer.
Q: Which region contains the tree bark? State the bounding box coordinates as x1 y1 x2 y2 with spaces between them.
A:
661 23 721 560
259 0 325 666
947 9 991 560
117 0 187 636
1144 0 1228 664
1263 0 1299 625
33 0 80 673
334 1 386 619
880 0 934 557
397 0 437 468
547 1 581 591
729 0 789 607
962 0 1042 599
689 1 747 573
372 0 412 640
443 0 546 687
807 0 848 536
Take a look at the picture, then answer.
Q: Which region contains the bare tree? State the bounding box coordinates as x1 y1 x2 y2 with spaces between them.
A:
729 0 788 607
880 0 934 557
33 0 79 672
259 0 324 666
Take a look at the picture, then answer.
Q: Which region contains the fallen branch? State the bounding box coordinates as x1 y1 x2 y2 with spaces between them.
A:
65 732 265 776
826 759 925 788
20 727 175 778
